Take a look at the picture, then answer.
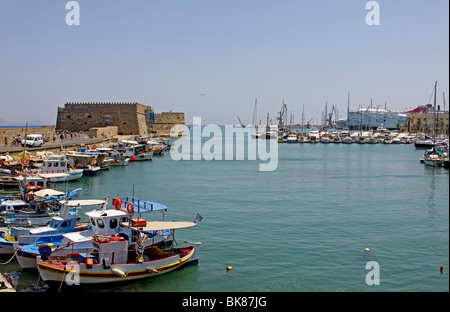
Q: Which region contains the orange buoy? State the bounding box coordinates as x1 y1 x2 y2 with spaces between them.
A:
440 265 444 273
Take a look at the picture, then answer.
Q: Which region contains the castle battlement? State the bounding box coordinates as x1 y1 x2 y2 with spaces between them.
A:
56 102 184 137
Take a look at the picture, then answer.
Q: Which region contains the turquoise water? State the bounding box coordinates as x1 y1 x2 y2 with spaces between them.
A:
2 130 449 292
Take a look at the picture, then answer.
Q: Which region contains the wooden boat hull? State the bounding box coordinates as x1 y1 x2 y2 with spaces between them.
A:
36 245 199 286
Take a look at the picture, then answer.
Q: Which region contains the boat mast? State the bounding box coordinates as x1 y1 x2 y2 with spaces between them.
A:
253 98 258 128
347 92 350 130
21 122 28 172
433 81 437 143
444 92 448 137
302 104 305 134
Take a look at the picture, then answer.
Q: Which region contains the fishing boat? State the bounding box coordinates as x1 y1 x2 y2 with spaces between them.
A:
119 141 154 161
341 136 353 144
11 199 93 247
297 134 310 143
366 136 378 144
308 128 320 143
0 184 81 254
36 222 200 287
66 152 101 176
286 133 298 143
0 179 79 228
414 139 435 149
30 155 83 182
320 132 332 144
16 196 171 269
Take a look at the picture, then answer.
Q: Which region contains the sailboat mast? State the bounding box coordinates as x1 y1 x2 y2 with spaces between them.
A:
347 92 350 130
302 104 304 133
444 92 448 137
433 81 437 142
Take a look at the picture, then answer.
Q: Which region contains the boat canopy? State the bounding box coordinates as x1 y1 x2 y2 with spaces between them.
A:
119 197 168 213
34 189 66 198
59 199 106 207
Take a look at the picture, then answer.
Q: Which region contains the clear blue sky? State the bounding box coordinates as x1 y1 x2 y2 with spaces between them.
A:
0 0 448 125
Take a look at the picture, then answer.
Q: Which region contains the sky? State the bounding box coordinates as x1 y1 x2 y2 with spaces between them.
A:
0 0 448 126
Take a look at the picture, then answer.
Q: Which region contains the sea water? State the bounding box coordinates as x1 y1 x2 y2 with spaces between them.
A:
2 128 449 292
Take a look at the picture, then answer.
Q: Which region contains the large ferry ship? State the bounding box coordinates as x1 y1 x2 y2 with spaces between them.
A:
337 107 407 130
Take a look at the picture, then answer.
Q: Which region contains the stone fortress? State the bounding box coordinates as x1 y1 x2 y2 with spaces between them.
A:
56 102 185 137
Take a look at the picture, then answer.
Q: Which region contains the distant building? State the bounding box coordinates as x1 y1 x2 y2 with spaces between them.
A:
336 107 407 130
56 102 185 136
405 104 449 134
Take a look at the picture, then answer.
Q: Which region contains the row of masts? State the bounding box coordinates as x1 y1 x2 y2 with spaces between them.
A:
238 85 448 134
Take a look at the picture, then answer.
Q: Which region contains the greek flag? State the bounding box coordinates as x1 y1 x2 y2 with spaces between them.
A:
194 213 203 223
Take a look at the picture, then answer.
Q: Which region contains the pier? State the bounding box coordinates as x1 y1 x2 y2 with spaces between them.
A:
0 135 117 159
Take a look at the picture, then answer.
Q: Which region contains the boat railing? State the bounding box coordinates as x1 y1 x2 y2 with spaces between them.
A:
121 197 167 215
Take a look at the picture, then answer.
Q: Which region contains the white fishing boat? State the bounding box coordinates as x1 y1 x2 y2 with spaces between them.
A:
16 196 171 269
297 134 310 143
36 222 200 286
286 133 298 143
120 141 154 161
30 155 83 182
341 136 354 144
308 128 320 143
320 132 332 143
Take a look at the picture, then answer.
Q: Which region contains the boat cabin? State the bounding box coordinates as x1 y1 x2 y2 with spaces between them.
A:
31 155 71 174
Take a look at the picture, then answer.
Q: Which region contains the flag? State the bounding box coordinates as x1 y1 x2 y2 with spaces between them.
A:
194 213 203 223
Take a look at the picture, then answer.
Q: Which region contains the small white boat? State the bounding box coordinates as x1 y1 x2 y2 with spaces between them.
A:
422 147 445 167
251 131 262 139
30 155 84 182
320 133 332 143
341 136 353 144
286 134 298 143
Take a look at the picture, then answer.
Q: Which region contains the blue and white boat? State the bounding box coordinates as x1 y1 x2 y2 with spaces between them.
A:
16 196 172 269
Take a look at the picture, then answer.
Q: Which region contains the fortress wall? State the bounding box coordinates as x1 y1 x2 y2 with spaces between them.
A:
56 102 151 135
151 112 185 137
1 126 56 146
88 126 118 139
55 102 185 137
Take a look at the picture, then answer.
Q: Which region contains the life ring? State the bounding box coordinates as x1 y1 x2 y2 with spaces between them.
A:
25 193 35 203
126 202 134 214
114 198 122 210
21 158 30 165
